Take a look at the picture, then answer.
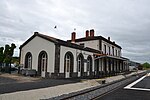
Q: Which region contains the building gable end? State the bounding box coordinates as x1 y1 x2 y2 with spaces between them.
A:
19 32 57 49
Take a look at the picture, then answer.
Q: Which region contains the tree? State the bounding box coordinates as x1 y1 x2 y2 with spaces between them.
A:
0 47 4 72
11 57 19 66
142 62 150 69
4 44 11 64
3 43 16 73
0 47 4 65
10 43 16 57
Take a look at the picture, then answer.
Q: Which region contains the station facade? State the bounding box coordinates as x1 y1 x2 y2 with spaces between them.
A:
20 29 129 78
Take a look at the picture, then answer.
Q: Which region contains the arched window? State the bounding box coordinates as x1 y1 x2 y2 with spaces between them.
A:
38 51 48 75
41 53 47 71
66 54 71 72
25 52 32 69
64 52 74 78
78 56 82 72
87 55 92 72
77 53 84 76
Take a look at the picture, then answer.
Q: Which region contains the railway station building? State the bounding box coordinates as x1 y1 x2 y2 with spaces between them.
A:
19 29 129 78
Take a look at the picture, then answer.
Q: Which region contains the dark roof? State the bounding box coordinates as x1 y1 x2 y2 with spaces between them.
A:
19 32 102 54
129 61 141 65
121 57 130 60
67 36 122 49
95 55 128 61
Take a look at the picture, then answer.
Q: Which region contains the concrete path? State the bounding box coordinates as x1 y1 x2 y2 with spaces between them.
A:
0 70 146 100
0 74 80 94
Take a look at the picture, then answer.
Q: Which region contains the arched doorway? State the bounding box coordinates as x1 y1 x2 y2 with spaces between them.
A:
77 53 84 77
25 52 32 69
87 55 92 76
64 51 74 78
38 51 48 77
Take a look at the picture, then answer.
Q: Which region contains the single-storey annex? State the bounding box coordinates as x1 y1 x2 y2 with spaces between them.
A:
19 29 129 78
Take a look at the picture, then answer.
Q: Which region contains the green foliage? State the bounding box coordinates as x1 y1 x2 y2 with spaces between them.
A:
4 44 11 63
0 47 4 63
0 43 16 73
11 57 19 66
142 62 150 69
10 43 16 56
4 43 16 63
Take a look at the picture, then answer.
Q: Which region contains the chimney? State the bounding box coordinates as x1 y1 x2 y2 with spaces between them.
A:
90 29 94 37
108 37 110 41
113 41 115 44
71 32 76 43
34 32 39 35
85 30 89 38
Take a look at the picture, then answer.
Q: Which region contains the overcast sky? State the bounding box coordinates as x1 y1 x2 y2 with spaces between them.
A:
0 0 150 63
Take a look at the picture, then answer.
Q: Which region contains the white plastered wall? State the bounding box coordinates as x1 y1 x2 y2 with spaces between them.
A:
20 36 55 74
80 51 94 72
59 46 94 73
76 40 99 50
59 46 77 73
101 40 121 57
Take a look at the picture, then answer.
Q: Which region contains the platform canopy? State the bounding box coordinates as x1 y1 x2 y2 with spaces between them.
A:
93 53 129 61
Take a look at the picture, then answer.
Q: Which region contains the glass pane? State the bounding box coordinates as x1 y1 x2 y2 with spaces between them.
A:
87 61 89 71
41 53 47 71
65 54 71 72
27 55 32 69
79 60 81 72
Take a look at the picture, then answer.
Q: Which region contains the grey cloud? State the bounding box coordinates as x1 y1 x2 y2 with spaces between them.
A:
0 0 150 63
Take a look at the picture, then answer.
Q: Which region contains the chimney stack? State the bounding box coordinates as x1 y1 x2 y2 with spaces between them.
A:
85 30 89 38
71 32 76 43
108 37 110 41
90 29 94 37
34 32 39 35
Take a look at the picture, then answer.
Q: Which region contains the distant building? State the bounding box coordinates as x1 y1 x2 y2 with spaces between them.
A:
129 61 140 71
19 29 129 78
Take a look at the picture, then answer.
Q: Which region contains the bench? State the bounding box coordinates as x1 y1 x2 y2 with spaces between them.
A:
21 69 37 76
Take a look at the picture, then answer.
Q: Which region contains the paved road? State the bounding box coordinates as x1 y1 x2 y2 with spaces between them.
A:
133 76 150 89
0 75 80 94
0 76 17 84
96 74 150 100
